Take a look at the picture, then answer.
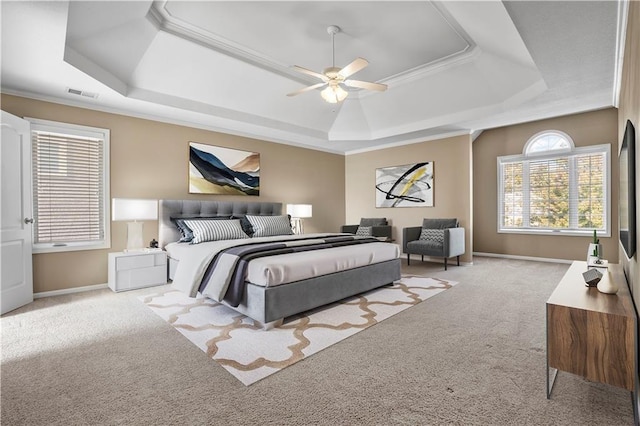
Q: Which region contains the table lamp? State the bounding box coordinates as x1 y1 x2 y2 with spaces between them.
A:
112 198 158 251
286 204 312 234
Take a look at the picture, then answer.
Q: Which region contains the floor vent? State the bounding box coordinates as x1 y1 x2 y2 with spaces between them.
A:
66 88 99 99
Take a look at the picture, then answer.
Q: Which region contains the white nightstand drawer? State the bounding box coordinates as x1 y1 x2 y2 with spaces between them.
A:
116 253 165 270
108 251 168 292
116 265 166 291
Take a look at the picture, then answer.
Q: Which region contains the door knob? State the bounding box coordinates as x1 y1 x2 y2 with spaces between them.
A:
24 218 34 224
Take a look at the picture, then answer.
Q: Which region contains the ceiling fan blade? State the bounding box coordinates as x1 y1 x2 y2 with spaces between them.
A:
287 82 327 97
291 65 329 81
344 79 388 92
338 57 369 79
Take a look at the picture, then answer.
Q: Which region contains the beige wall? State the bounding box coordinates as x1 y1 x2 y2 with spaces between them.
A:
345 134 473 264
5 1 638 293
618 0 640 308
473 108 619 262
1 94 346 293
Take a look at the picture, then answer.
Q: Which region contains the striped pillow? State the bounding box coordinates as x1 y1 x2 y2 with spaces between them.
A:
245 215 293 237
171 216 231 243
182 219 247 244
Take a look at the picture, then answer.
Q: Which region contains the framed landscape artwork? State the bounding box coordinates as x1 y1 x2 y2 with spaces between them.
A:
189 142 260 195
375 162 434 207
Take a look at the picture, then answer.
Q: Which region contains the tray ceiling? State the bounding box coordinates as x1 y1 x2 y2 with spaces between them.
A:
0 1 624 154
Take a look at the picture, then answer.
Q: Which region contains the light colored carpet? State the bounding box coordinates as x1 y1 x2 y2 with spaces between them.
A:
140 276 456 385
1 257 635 425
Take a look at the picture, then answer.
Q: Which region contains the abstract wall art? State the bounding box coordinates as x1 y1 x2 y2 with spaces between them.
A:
375 162 434 207
189 142 260 195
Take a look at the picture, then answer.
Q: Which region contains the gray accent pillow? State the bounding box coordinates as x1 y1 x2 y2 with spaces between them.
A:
172 218 193 243
182 219 247 244
360 218 387 227
355 226 372 236
232 215 254 237
419 228 444 244
245 215 293 237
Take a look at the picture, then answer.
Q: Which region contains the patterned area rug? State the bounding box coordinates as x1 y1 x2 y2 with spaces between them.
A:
140 275 457 385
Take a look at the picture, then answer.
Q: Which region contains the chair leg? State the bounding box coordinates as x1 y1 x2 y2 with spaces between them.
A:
457 256 460 266
444 257 448 271
421 255 424 262
407 254 410 265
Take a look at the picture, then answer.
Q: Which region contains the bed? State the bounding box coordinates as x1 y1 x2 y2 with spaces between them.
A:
159 199 401 327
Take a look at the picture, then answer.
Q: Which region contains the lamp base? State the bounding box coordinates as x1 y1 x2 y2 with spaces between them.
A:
291 218 304 235
125 221 145 252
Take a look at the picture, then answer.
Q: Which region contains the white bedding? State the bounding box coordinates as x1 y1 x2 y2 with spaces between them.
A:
167 233 400 299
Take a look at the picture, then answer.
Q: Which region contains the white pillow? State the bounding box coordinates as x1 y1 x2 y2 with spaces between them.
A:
182 219 247 244
245 215 293 237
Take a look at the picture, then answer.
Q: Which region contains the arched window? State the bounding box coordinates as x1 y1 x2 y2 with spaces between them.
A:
524 130 574 155
497 130 610 236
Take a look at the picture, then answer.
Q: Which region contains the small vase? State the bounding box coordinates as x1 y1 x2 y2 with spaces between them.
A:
597 270 618 294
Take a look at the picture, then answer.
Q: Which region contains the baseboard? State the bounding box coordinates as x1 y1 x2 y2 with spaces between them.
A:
34 283 108 299
405 255 473 266
33 253 565 298
472 252 573 265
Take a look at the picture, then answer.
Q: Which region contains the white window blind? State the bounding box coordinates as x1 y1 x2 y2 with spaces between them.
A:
30 119 110 252
497 134 610 236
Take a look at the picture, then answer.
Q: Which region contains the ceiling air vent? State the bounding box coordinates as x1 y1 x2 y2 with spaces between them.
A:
66 87 99 99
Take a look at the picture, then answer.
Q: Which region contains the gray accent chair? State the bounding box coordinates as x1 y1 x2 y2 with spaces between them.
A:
403 218 465 270
341 217 392 240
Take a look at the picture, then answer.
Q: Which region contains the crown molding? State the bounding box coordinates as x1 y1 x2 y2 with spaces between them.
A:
148 0 477 91
1 88 346 154
344 129 471 155
613 0 629 107
147 1 314 86
376 0 477 88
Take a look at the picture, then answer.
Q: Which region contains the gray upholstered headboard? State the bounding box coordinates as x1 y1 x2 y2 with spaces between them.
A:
158 200 283 248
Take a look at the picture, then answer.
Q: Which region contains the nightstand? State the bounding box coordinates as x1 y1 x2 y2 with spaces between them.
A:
108 250 167 292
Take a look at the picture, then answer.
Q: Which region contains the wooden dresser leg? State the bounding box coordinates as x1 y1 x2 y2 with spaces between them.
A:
547 364 558 399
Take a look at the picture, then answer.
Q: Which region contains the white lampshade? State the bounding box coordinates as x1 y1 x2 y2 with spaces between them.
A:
112 198 158 221
286 204 312 218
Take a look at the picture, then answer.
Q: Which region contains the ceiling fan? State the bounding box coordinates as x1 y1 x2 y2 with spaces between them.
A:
287 25 388 103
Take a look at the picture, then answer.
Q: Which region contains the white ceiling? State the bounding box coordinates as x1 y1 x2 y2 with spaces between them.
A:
0 1 625 155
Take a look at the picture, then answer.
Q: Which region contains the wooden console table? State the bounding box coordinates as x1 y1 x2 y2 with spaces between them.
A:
546 261 637 401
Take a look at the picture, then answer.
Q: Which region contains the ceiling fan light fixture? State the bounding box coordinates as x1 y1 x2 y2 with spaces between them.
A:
321 84 348 103
289 24 383 102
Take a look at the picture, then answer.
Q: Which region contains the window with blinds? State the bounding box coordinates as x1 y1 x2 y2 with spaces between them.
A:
497 131 610 236
29 119 110 253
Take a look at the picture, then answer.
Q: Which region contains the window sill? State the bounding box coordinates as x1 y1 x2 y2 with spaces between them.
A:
498 229 611 238
33 241 111 254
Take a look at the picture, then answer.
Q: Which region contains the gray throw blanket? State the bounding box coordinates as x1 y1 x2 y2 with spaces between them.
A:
198 234 379 307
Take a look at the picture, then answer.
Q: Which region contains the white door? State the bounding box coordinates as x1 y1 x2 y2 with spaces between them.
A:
1 111 33 314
